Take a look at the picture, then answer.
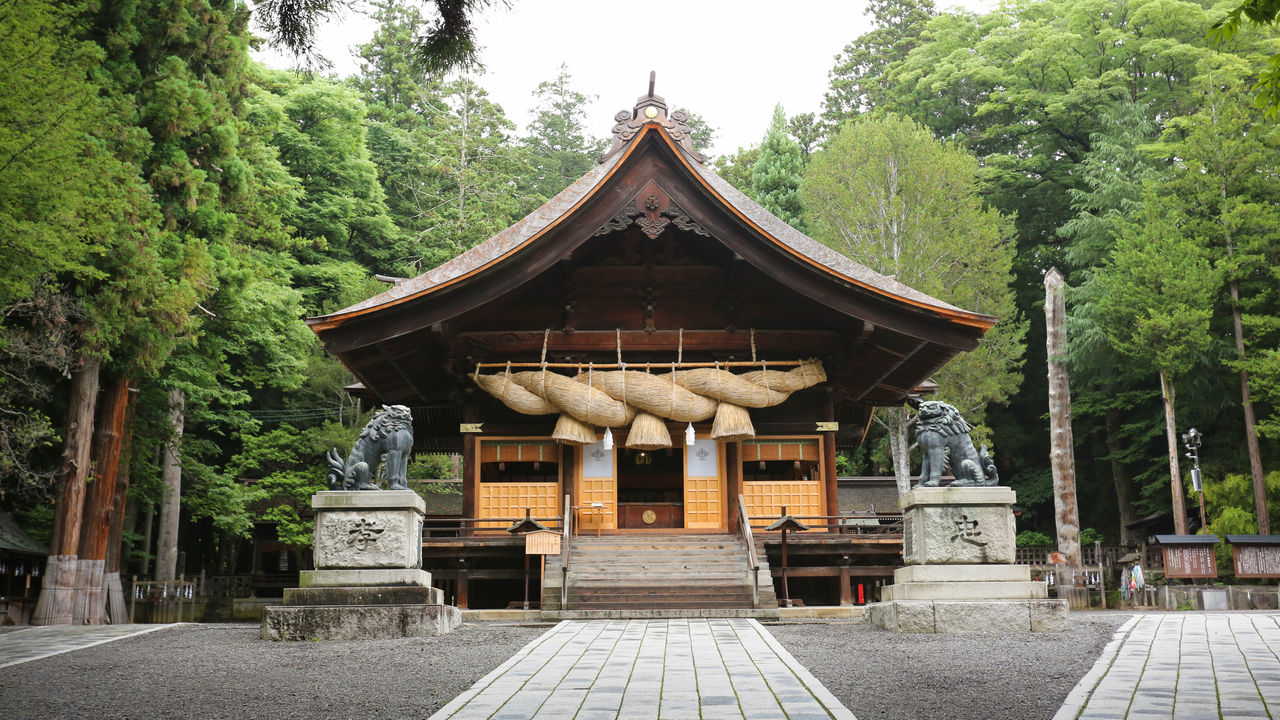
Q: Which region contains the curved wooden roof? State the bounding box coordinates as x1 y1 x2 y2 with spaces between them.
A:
309 97 997 442
310 122 994 346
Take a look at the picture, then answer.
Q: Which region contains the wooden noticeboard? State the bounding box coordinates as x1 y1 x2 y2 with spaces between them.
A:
1157 535 1219 579
1228 536 1280 579
525 531 562 555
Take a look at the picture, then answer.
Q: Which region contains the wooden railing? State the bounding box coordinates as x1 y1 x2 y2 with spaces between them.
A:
561 494 571 610
737 495 760 609
747 513 904 535
421 516 565 538
1014 545 1136 567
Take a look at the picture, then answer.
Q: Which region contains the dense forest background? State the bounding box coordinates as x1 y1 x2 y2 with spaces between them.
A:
2 0 1278 577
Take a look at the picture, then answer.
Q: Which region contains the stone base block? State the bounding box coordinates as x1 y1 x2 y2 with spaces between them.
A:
300 568 432 588
284 585 444 606
261 603 461 641
893 564 1031 584
865 599 1068 633
901 486 1017 565
312 490 425 570
882 580 1048 601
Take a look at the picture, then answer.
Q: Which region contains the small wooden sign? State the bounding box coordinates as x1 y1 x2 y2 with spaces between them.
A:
525 530 561 555
459 423 483 433
1157 535 1219 579
815 421 839 432
1228 536 1280 579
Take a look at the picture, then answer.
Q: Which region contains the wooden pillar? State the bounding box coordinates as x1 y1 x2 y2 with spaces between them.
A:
33 354 101 625
462 433 477 535
838 566 853 606
725 441 741 533
561 445 575 515
823 389 840 527
73 374 131 624
457 569 469 609
1045 268 1082 563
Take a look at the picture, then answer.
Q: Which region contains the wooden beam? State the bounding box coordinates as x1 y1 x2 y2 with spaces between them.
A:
456 329 844 356
768 565 898 577
850 341 927 402
375 340 435 406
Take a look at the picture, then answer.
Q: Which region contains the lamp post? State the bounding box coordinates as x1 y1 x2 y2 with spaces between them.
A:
1181 428 1207 533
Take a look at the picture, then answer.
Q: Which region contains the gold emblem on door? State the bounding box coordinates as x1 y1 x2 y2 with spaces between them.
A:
642 510 657 525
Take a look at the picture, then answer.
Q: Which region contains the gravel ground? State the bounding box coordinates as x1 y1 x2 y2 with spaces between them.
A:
0 622 548 720
1 614 1127 720
766 612 1128 720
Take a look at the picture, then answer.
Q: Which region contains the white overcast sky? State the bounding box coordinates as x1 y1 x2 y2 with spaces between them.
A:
253 0 995 158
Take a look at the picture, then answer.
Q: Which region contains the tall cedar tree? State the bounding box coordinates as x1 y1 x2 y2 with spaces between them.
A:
1094 187 1220 535
749 105 807 233
523 64 607 199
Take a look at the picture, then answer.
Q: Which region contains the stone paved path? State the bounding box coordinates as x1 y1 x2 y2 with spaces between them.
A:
1055 613 1280 720
428 619 856 720
0 623 177 669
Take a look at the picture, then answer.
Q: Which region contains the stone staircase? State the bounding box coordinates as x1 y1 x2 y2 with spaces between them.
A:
542 534 778 618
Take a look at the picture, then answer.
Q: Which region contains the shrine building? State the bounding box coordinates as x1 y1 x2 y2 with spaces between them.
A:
308 80 995 611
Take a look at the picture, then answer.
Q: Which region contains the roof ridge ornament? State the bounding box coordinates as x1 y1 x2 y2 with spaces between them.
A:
599 71 706 164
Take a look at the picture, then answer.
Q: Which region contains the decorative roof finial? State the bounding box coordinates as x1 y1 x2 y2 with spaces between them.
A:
598 72 706 164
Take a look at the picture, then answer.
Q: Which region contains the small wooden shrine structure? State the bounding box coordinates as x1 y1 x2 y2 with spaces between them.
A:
309 79 995 606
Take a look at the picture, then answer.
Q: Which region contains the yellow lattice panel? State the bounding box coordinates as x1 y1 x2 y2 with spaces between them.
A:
741 439 820 462
477 483 559 529
683 475 723 529
479 440 558 464
743 481 822 527
577 477 617 531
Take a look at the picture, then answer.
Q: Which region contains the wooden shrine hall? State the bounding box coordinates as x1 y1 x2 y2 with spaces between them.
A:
308 78 996 611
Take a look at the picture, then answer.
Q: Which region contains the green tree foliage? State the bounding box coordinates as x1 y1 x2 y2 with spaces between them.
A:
252 0 499 74
258 72 401 275
713 145 761 193
803 114 1024 492
353 7 540 273
1209 0 1280 116
749 105 807 232
822 0 936 129
523 64 607 198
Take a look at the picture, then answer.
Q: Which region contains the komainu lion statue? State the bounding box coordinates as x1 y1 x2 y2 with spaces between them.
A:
914 400 999 487
326 405 414 491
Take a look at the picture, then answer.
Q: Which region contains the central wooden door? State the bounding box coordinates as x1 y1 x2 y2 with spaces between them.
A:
577 440 616 531
683 437 724 529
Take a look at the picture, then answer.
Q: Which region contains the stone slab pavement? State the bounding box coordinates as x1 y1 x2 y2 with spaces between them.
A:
428 619 856 720
0 623 178 669
1055 613 1280 720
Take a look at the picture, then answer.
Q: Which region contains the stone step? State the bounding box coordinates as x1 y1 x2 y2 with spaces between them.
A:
881 580 1050 602
542 608 782 620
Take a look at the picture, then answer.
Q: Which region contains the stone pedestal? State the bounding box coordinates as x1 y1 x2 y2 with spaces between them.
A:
262 490 460 641
866 487 1068 633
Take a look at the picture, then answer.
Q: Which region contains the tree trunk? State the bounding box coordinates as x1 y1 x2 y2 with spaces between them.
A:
1159 370 1189 535
105 386 138 624
155 388 185 582
140 499 154 576
72 373 131 624
1045 269 1082 566
885 408 912 495
1229 281 1269 534
32 354 101 625
1104 409 1137 546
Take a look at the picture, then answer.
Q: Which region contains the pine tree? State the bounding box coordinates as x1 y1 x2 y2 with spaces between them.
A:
523 64 607 198
749 105 807 233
